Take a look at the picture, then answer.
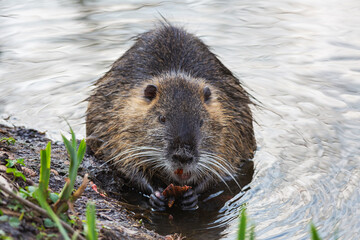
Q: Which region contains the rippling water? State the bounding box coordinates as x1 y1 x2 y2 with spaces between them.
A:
1 0 360 239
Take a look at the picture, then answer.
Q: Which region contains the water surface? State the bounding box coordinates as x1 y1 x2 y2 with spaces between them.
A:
1 0 360 239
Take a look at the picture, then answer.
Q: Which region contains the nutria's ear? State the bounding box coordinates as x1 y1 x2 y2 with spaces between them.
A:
203 86 211 102
144 84 157 101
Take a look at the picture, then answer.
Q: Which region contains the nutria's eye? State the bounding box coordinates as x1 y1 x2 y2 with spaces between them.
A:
200 119 204 127
159 115 166 124
203 86 211 102
144 84 157 101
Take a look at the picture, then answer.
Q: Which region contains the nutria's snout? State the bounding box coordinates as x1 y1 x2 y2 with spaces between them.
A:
172 149 194 164
167 123 200 165
168 149 199 186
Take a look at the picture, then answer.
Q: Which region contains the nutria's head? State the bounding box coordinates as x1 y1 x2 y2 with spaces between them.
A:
141 74 220 185
89 72 254 193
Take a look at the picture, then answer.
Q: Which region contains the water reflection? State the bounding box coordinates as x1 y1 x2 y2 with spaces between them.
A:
1 0 360 239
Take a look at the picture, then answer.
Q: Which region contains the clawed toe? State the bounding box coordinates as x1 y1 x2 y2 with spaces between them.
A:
180 189 198 210
149 190 167 211
149 188 199 211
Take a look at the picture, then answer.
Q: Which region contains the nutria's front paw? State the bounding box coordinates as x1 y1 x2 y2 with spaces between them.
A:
149 190 167 211
180 188 198 210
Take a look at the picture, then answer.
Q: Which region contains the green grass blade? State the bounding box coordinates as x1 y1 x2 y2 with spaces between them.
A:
63 119 77 150
76 140 86 168
62 135 77 167
34 188 70 240
310 223 322 240
63 135 77 176
56 135 77 203
249 224 255 240
85 202 97 240
39 142 51 197
57 180 73 202
69 126 77 150
238 209 247 240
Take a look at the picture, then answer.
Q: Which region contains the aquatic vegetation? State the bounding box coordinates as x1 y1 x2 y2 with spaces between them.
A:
310 223 322 240
237 209 323 240
237 208 255 240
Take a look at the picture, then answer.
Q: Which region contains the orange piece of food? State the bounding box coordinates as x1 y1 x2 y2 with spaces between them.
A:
162 184 192 199
162 184 192 208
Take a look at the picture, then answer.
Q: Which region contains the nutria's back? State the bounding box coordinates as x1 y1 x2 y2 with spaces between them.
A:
86 24 256 196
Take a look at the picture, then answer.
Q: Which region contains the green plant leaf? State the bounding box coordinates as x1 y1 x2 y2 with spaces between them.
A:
85 202 97 240
5 159 16 168
6 168 26 181
5 158 25 168
27 186 37 196
0 215 9 222
238 209 247 240
8 201 24 212
19 188 30 199
14 171 26 182
0 229 13 240
310 223 322 240
6 168 15 174
76 139 86 168
49 192 59 203
249 224 255 240
70 127 77 151
62 135 77 184
9 217 20 228
57 181 71 204
44 218 56 228
0 137 15 145
35 141 70 240
36 232 46 240
34 188 70 240
16 158 25 166
39 142 51 198
18 186 37 199
57 128 85 211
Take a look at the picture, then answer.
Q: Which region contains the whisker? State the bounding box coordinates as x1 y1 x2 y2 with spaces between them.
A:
99 147 143 167
198 162 231 192
100 146 162 167
203 157 241 189
200 151 241 189
112 151 162 166
133 158 162 168
200 151 236 171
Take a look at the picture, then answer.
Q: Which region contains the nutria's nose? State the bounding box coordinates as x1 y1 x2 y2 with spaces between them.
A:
172 153 193 164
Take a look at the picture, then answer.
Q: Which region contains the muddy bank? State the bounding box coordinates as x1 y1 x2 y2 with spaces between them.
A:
0 123 180 239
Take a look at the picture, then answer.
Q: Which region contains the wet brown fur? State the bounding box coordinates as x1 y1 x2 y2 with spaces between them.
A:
86 24 256 194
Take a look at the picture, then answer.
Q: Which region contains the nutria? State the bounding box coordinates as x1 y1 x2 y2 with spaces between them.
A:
86 23 256 211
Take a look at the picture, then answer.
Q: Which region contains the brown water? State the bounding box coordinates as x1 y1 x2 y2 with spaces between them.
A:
1 0 360 239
